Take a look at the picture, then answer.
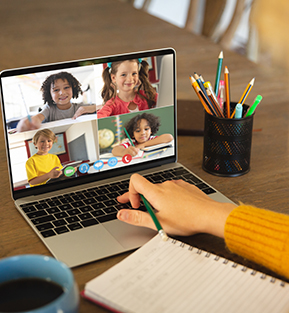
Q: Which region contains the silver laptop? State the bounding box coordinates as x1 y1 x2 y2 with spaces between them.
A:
0 48 233 268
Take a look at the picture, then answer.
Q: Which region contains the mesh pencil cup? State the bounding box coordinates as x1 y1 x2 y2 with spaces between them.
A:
202 107 254 177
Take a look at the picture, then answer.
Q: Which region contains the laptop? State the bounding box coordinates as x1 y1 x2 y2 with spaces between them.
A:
0 48 234 268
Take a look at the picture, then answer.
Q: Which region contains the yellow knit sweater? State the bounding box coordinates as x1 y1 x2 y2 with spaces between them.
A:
224 204 289 279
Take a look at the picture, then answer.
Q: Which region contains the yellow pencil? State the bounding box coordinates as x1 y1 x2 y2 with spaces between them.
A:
230 78 255 118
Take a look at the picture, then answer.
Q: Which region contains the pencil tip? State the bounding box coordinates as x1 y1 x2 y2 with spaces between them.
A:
219 51 223 58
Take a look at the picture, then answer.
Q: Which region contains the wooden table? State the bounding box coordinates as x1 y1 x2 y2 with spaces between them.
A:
1 1 289 311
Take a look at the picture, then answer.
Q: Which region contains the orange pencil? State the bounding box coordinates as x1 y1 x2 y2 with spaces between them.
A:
224 66 230 118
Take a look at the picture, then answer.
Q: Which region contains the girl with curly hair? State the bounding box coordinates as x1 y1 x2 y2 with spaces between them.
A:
112 112 173 157
97 59 158 118
17 71 96 132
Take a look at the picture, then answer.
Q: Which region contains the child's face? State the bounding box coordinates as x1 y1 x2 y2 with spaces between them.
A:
50 79 73 109
35 135 54 155
133 119 152 144
111 61 139 93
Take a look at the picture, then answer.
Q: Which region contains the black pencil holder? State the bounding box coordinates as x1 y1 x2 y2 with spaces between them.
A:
202 106 254 177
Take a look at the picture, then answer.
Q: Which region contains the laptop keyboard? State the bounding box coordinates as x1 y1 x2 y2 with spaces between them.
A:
19 167 216 238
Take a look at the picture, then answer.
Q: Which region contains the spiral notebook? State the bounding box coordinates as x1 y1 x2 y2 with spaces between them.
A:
82 235 289 313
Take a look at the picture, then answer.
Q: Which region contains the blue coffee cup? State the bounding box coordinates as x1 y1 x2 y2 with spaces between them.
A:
0 254 79 313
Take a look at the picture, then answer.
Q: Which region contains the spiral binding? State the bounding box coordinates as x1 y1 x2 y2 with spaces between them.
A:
170 237 287 287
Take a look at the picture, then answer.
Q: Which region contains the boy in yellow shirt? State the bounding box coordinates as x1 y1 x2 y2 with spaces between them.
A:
26 129 63 187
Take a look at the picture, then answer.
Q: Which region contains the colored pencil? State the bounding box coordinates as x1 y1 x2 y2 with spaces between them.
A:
214 51 223 96
124 128 134 147
140 194 168 241
224 66 231 118
230 78 255 118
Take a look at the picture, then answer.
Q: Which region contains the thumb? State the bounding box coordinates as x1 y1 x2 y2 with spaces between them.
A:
117 209 156 230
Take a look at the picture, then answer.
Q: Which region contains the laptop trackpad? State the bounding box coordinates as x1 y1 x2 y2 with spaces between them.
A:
45 224 124 268
103 220 156 249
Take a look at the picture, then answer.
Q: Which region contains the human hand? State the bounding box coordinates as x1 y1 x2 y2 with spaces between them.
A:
48 167 62 179
124 146 140 157
117 174 236 238
16 117 40 132
73 107 86 119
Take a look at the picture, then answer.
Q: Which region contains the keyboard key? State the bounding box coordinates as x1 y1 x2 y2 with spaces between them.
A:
103 199 117 207
47 199 62 207
95 187 109 195
97 213 117 223
81 218 99 227
36 222 54 232
60 196 74 204
83 190 98 198
41 229 56 238
67 223 83 231
71 200 85 208
55 226 69 234
72 194 86 201
115 203 131 210
103 207 117 214
35 203 49 210
59 204 73 211
54 212 69 219
106 192 120 199
79 205 94 213
27 210 47 219
95 195 109 202
202 188 216 195
107 185 120 192
83 198 97 205
22 206 37 213
66 216 80 224
46 207 61 214
91 203 105 210
79 213 93 220
91 210 105 217
196 183 210 190
32 215 55 225
52 219 67 227
67 208 81 216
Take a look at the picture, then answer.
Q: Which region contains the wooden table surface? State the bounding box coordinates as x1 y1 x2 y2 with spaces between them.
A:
1 1 289 311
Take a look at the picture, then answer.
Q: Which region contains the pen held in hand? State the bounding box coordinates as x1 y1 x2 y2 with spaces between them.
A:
140 194 168 241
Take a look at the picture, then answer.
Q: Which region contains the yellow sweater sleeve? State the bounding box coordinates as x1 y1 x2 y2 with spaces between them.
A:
224 204 289 279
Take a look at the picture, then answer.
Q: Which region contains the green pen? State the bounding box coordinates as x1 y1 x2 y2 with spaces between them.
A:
124 127 135 147
245 95 263 117
140 194 169 241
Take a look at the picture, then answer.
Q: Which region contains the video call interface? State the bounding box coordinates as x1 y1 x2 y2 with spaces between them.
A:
1 51 175 191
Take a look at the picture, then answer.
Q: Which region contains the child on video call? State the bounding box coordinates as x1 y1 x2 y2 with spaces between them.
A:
97 59 158 118
25 129 63 187
17 71 97 132
112 112 173 157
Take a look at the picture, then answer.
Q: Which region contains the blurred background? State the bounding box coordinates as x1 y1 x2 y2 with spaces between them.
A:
122 0 289 71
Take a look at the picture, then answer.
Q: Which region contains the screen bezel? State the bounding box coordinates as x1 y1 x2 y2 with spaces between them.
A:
0 48 177 200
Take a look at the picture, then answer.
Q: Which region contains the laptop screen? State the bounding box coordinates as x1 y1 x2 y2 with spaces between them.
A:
0 48 176 199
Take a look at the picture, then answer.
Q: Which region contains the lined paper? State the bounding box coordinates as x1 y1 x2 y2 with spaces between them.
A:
84 235 289 313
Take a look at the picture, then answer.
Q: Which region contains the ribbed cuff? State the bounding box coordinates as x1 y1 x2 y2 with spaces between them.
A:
224 204 289 278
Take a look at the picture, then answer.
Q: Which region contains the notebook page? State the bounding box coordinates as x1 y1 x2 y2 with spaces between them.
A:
84 235 289 313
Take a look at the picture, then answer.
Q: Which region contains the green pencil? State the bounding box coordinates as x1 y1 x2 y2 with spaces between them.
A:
140 194 168 241
214 51 223 96
124 127 134 147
